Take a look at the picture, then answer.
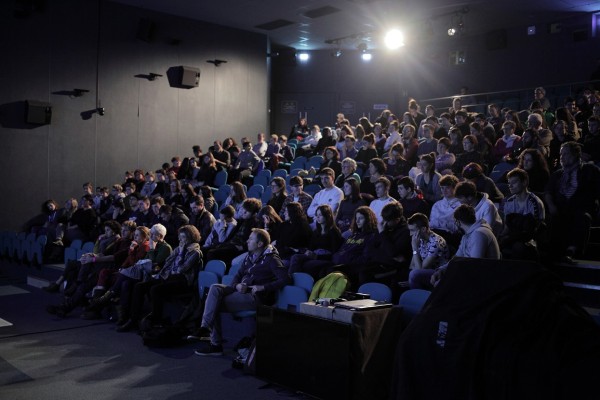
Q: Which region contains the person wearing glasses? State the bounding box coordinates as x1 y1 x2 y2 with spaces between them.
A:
266 177 287 215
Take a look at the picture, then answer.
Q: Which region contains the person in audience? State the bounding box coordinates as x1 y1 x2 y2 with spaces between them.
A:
384 121 402 152
582 116 600 163
110 198 132 224
233 141 260 181
303 206 378 280
211 140 231 170
517 149 550 194
166 180 184 209
206 198 262 264
289 204 343 275
313 146 341 178
340 134 358 160
83 223 172 322
272 135 295 169
117 225 201 332
401 124 420 166
370 177 397 222
360 158 386 197
62 194 97 245
335 125 351 153
192 145 203 160
194 153 218 188
429 174 462 249
306 168 344 219
194 228 289 356
149 197 165 225
355 133 378 170
37 199 65 244
336 171 366 224
291 117 310 139
253 133 268 159
258 205 283 240
279 176 313 218
415 153 442 204
554 107 580 141
534 86 552 111
274 202 312 262
314 126 336 156
372 123 387 154
189 195 216 247
384 143 411 179
222 181 247 219
203 205 237 251
296 125 321 158
452 134 485 178
454 181 503 236
151 170 168 197
469 121 493 168
267 177 287 214
486 104 505 135
407 213 450 289
264 134 281 161
159 204 190 248
475 113 498 144
454 110 471 137
417 124 438 157
447 126 464 156
427 204 501 288
498 168 545 261
504 109 525 136
131 196 154 228
139 172 157 198
435 137 455 175
492 120 522 164
545 141 600 263
462 163 505 204
526 113 552 157
335 158 361 188
396 176 430 218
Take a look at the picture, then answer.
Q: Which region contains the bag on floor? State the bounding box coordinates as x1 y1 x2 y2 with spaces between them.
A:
232 336 256 374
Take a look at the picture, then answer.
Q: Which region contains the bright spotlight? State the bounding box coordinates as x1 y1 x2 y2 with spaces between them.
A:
361 53 372 61
384 29 404 49
448 27 456 36
297 52 310 61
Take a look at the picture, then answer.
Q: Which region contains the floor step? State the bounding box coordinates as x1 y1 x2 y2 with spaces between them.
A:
555 259 600 285
563 282 600 308
27 275 51 289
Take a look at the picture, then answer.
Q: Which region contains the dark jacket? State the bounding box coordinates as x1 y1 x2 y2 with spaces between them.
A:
331 231 375 265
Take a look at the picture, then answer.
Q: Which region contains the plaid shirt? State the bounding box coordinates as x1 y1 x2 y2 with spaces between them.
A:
279 192 313 218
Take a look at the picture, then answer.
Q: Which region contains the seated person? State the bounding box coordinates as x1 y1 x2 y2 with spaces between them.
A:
222 181 247 219
289 204 343 275
499 168 545 261
118 225 201 332
492 120 521 164
159 204 190 248
414 204 501 290
415 153 443 204
274 202 313 262
429 175 462 250
455 181 503 237
452 134 485 178
435 137 455 175
267 177 287 215
131 196 154 228
279 176 313 218
188 195 216 247
462 162 504 205
407 213 450 289
203 205 237 251
384 143 411 179
369 177 398 222
194 228 289 356
232 141 260 181
335 158 362 188
206 198 262 264
360 158 387 197
396 176 430 218
335 177 368 234
306 168 344 219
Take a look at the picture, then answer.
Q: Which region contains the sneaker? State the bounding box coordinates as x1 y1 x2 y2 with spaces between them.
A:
186 327 211 341
194 343 223 356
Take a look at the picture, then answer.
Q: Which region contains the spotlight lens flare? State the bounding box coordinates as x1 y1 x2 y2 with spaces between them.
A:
448 28 456 36
297 52 310 61
361 53 372 61
384 29 404 49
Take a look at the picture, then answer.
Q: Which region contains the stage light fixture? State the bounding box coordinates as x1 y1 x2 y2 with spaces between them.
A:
384 29 404 49
297 52 310 61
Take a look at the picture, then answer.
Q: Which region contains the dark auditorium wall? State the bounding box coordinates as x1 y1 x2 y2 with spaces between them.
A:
0 0 268 230
272 13 599 132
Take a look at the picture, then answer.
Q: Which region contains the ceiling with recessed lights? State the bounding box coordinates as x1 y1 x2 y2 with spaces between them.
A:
110 0 600 50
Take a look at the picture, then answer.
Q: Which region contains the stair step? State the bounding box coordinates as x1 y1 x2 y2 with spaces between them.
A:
27 275 51 289
563 282 600 308
555 259 600 285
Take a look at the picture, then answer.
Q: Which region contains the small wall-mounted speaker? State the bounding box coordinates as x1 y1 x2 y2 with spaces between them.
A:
180 66 200 87
25 100 52 124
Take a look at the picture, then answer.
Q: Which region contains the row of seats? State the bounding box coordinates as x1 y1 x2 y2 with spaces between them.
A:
0 231 47 266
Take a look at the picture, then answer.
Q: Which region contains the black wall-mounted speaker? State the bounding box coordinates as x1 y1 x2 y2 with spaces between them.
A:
25 100 52 124
180 66 200 87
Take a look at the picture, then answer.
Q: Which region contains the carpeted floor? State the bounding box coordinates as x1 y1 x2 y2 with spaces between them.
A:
0 261 311 400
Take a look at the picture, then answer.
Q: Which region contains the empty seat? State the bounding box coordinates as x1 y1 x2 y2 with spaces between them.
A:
358 282 392 302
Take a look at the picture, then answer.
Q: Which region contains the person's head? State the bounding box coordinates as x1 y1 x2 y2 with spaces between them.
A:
487 103 500 118
375 177 391 199
401 124 415 138
518 148 549 174
397 176 415 199
341 158 357 176
343 177 361 201
81 194 94 209
159 204 173 222
454 204 476 229
42 199 60 214
462 134 477 152
241 198 262 220
527 113 543 129
219 205 235 222
351 206 377 233
213 140 223 151
501 120 516 137
469 121 482 136
388 120 399 132
323 146 339 161
134 226 150 243
112 198 125 212
171 156 181 168
320 168 335 188
121 220 137 239
103 220 122 237
454 181 478 206
315 204 335 229
150 196 165 215
587 115 600 135
455 110 468 125
381 202 404 228
242 141 252 151
270 177 286 196
462 162 484 181
363 133 375 147
190 195 205 214
419 153 435 174
311 125 320 135
170 179 181 193
439 175 459 198
270 134 279 144
437 137 451 154
552 120 567 139
82 182 93 195
150 223 167 242
425 104 436 117
178 225 201 247
452 97 462 110
284 202 306 224
289 175 304 196
559 141 582 169
408 213 430 239
368 158 386 176
506 168 529 195
137 196 150 212
247 228 270 254
202 152 216 168
448 127 462 144
192 145 202 158
257 132 265 143
230 181 247 202
390 143 405 160
422 124 433 139
534 87 546 100
344 135 356 149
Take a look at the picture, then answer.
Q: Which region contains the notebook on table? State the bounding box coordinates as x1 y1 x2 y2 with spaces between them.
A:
333 299 392 311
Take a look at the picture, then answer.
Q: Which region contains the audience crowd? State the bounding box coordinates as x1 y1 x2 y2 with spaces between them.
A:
25 85 600 355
